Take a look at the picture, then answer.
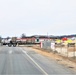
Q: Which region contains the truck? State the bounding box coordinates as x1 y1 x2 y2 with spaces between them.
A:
7 37 17 47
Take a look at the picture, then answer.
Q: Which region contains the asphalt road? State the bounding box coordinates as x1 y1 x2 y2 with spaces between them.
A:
0 46 76 75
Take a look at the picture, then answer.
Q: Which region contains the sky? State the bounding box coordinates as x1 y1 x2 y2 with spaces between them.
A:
0 0 76 37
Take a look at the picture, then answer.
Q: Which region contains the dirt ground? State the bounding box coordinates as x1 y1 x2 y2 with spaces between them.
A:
25 46 76 72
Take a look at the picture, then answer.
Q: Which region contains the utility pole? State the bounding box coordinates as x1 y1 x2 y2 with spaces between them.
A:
47 32 49 41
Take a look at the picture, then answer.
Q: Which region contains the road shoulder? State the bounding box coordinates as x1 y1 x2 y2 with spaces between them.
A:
22 46 76 72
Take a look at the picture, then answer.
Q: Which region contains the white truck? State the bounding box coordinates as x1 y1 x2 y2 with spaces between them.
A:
1 37 17 47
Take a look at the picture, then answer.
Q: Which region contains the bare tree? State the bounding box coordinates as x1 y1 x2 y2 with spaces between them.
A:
21 33 26 38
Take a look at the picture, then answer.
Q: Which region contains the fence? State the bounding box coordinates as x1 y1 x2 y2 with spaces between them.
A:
40 41 76 59
40 40 51 50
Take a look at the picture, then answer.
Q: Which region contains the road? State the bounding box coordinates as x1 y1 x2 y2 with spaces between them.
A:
0 46 76 75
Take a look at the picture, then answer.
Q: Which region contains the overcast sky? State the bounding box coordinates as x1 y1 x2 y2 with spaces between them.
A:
0 0 76 37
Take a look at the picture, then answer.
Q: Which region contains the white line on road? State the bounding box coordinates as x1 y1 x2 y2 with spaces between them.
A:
22 50 48 75
9 50 12 54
